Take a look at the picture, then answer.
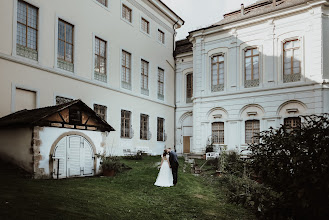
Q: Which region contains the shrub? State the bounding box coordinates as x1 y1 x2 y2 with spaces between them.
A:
248 114 329 219
101 156 130 173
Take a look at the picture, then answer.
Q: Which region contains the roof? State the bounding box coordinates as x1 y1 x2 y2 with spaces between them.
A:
189 0 315 35
157 0 185 25
174 39 193 56
0 100 115 132
149 0 185 27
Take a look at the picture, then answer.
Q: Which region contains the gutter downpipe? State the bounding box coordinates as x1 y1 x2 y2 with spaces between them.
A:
173 20 178 152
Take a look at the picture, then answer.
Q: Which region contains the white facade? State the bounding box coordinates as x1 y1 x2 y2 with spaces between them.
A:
175 0 329 154
0 0 183 156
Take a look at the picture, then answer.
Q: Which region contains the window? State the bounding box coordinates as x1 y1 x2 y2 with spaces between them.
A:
245 120 260 144
157 117 165 141
284 117 301 131
122 4 132 23
212 122 224 144
96 0 107 7
186 73 193 103
211 55 224 92
244 48 259 88
158 68 164 100
94 104 107 121
58 19 74 72
16 0 38 61
121 50 131 89
141 59 149 95
121 110 131 138
56 96 73 105
141 18 149 34
140 114 149 140
158 29 165 44
94 37 107 82
283 39 301 83
69 108 82 124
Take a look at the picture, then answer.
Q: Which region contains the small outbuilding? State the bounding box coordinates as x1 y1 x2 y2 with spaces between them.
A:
0 100 115 179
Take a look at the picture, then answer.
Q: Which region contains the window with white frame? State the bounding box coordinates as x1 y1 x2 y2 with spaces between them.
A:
96 0 107 7
94 104 107 121
94 37 107 82
212 122 224 144
283 39 301 83
158 29 165 44
211 55 224 92
121 50 131 89
186 73 193 103
121 110 131 138
158 68 164 100
141 17 149 34
141 59 149 95
140 114 149 140
122 4 132 23
157 117 165 141
16 0 38 61
245 120 260 144
244 48 259 88
58 19 74 72
56 96 73 105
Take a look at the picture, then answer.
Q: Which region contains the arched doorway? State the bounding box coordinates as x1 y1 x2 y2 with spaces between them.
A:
52 135 95 179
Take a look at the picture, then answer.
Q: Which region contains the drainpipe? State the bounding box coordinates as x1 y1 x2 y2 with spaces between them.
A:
173 20 178 152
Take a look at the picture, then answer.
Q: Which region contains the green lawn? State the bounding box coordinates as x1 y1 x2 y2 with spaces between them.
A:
0 157 255 219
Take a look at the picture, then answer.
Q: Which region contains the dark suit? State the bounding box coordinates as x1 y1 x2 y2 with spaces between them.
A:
169 151 179 185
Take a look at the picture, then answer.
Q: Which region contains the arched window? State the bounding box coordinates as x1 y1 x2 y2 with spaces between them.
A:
186 73 193 103
245 120 260 144
211 55 224 92
212 122 224 144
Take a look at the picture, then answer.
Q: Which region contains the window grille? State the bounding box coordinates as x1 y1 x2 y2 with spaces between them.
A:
56 96 73 105
244 48 259 88
211 55 224 92
94 104 107 121
212 122 224 144
245 120 260 144
283 39 301 83
121 110 131 138
140 114 149 140
141 18 149 34
158 68 164 100
122 4 132 23
94 37 107 82
186 73 193 103
157 117 165 141
17 0 38 60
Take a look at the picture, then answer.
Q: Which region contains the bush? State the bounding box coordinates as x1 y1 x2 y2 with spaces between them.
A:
122 151 143 160
101 156 130 173
248 114 329 219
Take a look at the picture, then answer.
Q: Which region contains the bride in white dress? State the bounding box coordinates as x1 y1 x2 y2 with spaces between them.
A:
154 150 174 187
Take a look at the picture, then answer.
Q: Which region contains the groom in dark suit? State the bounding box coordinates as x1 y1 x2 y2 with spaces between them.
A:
168 148 179 186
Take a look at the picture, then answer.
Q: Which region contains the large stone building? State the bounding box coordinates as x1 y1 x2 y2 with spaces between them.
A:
175 0 329 155
0 0 183 158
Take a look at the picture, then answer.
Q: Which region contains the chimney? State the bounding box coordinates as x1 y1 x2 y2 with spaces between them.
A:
241 3 245 15
273 0 277 6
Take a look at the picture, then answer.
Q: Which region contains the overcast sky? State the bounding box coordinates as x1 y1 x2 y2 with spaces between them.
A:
161 0 258 40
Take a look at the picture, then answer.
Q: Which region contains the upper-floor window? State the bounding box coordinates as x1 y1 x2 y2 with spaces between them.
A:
94 37 107 82
244 48 259 88
211 55 224 92
141 18 150 34
121 110 131 138
158 68 164 100
58 19 74 72
96 0 107 7
157 117 165 141
141 59 149 95
140 114 149 140
17 0 38 61
284 117 301 132
186 73 193 103
122 4 132 23
158 29 165 44
121 50 131 90
94 104 107 121
283 39 301 83
245 120 260 144
212 122 224 144
56 96 73 105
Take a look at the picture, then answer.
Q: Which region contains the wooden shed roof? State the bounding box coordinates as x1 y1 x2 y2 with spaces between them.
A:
0 100 115 132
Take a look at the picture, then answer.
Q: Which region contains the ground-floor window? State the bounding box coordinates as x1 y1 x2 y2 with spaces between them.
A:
121 110 131 138
157 117 165 141
212 122 224 144
245 120 260 144
284 117 301 132
140 114 149 140
94 104 107 121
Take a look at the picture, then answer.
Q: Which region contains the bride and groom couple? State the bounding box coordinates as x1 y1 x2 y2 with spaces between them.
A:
154 148 179 187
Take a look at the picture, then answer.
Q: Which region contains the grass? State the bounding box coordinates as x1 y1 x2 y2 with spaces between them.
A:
0 157 255 220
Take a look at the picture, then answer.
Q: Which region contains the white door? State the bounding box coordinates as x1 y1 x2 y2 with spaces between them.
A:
53 135 94 179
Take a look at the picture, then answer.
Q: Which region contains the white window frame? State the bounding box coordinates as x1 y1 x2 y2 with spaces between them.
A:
140 15 151 37
157 28 166 46
120 1 133 26
157 66 165 101
92 33 110 84
54 14 77 74
11 83 40 113
93 0 110 11
140 56 150 96
12 0 42 64
120 48 133 91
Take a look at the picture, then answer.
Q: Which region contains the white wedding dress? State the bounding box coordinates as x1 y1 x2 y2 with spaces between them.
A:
154 155 174 187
